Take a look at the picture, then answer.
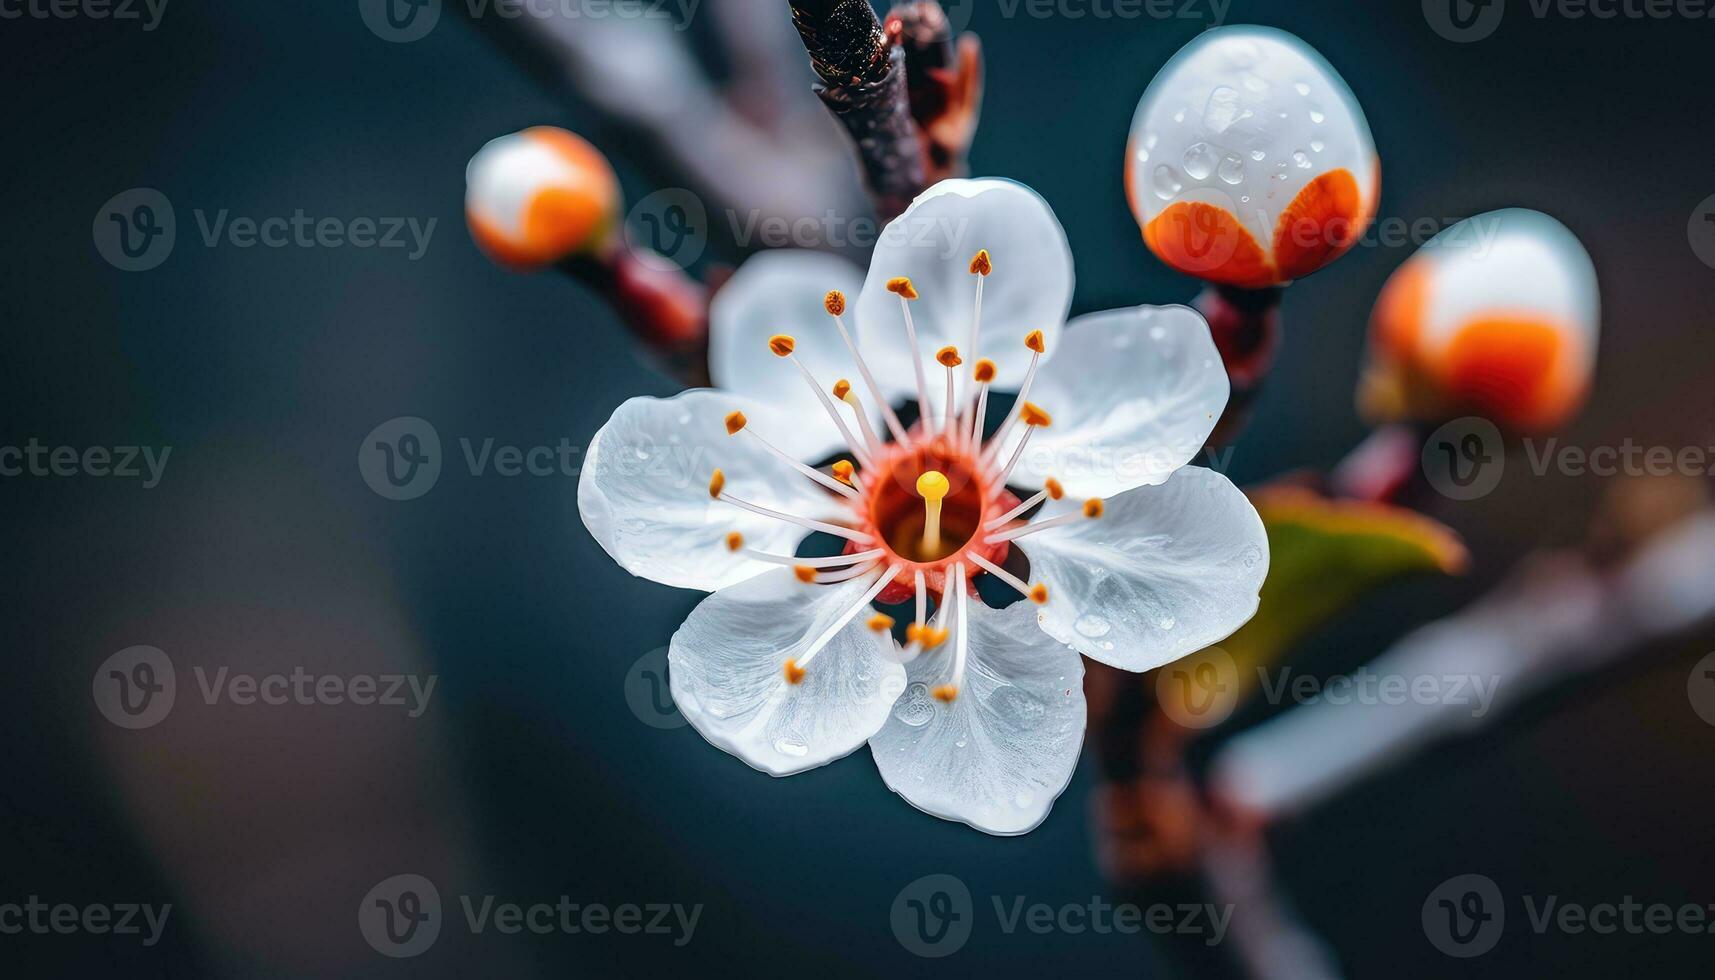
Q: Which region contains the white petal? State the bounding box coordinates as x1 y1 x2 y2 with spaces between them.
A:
1024 466 1268 672
854 179 1074 417
1011 304 1229 498
706 249 875 461
670 569 906 776
869 600 1086 835
577 389 844 592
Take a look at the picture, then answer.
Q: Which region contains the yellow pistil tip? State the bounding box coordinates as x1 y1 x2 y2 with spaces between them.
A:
1044 477 1064 500
724 410 747 435
916 470 950 501
725 531 744 552
824 290 846 316
970 249 992 276
886 276 919 300
973 359 997 384
784 659 806 685
936 346 962 368
932 685 959 703
708 469 725 499
1029 584 1049 604
831 460 855 484
768 334 796 357
1020 402 1052 427
1025 330 1046 354
793 565 818 584
832 378 852 401
867 613 895 633
1083 498 1105 519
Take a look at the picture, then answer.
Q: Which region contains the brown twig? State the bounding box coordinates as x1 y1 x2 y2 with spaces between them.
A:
887 2 984 183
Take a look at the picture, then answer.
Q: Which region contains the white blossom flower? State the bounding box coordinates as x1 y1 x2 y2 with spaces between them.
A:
578 178 1269 835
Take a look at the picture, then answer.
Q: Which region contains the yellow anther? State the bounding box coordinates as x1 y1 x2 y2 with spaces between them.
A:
970 249 992 276
932 684 959 703
724 410 747 435
917 470 950 555
1045 477 1064 500
794 565 818 583
906 625 950 650
768 334 796 357
936 346 962 368
973 359 997 384
725 531 744 552
784 659 806 685
832 378 852 401
831 460 855 485
1029 584 1049 604
708 468 726 499
867 613 896 633
1020 402 1052 427
824 290 846 316
1025 330 1046 354
1082 498 1105 519
886 277 919 300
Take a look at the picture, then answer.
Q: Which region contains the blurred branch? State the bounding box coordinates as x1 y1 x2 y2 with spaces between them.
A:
887 3 983 183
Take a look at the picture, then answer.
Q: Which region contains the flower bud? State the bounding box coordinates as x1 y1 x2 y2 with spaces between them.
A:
465 126 621 269
1361 209 1600 433
1127 27 1378 288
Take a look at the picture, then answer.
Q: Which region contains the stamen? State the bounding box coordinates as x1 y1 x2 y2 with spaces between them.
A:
837 386 884 458
968 552 1048 604
914 569 927 628
867 613 895 632
917 470 950 555
990 403 1051 488
725 531 744 551
791 566 898 675
969 358 996 446
984 481 1057 529
812 558 883 583
985 497 1105 544
831 459 863 492
936 347 962 438
769 334 796 357
727 410 859 499
933 563 970 703
965 251 989 420
825 291 910 446
778 347 873 468
795 565 818 583
981 332 1047 466
744 548 885 569
1045 477 1065 500
889 278 935 436
712 474 874 543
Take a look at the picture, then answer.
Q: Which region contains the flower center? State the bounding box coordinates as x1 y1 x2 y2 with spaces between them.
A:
865 440 991 565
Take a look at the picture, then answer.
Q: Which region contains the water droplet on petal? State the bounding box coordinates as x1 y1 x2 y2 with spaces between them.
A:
1183 142 1218 181
1293 151 1313 169
1218 155 1245 185
1074 614 1112 639
1151 165 1183 201
1294 81 1311 97
773 735 809 757
1014 790 1036 809
1203 86 1247 134
892 683 935 728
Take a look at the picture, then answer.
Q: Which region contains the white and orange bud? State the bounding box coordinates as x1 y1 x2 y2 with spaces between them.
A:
1360 209 1599 434
465 126 621 270
1127 27 1378 288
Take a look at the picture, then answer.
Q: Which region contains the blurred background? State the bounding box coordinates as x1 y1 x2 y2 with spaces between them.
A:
4 0 1715 976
